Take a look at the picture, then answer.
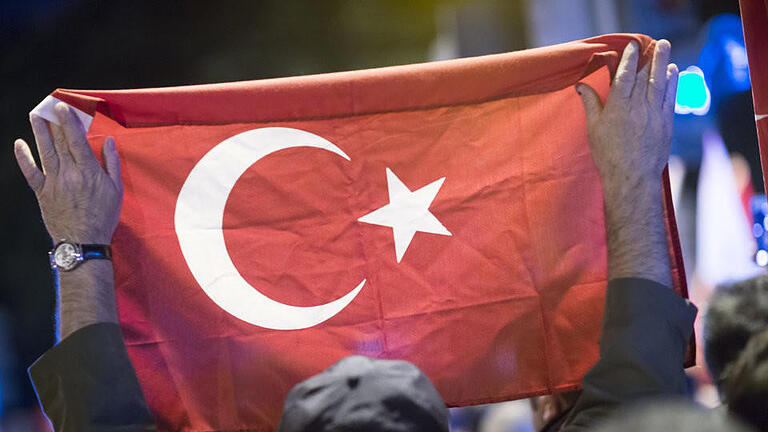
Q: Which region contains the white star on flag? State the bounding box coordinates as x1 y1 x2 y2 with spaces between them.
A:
358 168 452 263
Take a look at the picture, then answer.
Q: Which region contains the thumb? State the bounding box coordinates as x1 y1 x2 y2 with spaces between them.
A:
576 83 603 126
14 139 45 194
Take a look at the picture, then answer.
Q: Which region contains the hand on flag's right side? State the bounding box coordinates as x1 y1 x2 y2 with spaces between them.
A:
14 102 123 246
575 39 679 288
576 39 678 191
560 39 696 431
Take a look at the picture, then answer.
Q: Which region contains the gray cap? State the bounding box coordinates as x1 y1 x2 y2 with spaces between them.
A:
278 355 449 432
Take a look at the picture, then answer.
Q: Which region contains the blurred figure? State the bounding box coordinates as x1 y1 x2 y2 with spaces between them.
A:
0 309 19 424
690 128 764 407
721 329 768 430
450 405 488 432
591 399 753 432
528 392 580 432
695 129 763 289
479 400 535 432
705 275 768 430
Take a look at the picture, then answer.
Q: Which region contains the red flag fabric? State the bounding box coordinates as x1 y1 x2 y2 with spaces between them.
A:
40 34 690 432
740 0 768 191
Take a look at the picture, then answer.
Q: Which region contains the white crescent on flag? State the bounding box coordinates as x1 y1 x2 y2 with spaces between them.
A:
174 127 366 330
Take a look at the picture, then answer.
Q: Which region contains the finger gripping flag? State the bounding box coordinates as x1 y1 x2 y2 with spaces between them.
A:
36 33 690 432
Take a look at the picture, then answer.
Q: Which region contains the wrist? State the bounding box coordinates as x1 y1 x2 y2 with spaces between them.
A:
602 178 662 212
601 178 672 288
57 259 118 341
58 259 115 301
57 258 113 278
50 234 113 245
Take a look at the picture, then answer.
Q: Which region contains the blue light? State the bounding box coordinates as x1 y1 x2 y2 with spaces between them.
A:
675 66 711 116
697 14 751 105
724 38 750 88
751 195 768 267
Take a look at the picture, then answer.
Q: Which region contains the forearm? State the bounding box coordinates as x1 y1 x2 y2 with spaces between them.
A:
57 260 119 341
563 38 686 431
30 324 157 432
564 166 685 432
562 278 696 431
20 103 147 430
36 257 156 432
603 178 672 288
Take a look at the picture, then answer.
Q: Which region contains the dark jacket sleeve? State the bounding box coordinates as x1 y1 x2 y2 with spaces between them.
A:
29 322 157 432
560 277 697 431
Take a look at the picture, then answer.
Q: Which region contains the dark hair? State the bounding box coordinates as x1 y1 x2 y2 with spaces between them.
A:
722 328 768 431
704 275 768 386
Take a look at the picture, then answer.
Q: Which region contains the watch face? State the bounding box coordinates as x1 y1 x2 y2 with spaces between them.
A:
54 242 80 271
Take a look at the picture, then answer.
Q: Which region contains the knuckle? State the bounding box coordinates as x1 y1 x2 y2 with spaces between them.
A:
41 148 58 162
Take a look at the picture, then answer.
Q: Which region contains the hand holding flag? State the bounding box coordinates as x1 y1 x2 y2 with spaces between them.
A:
14 103 123 340
576 39 679 287
577 40 678 186
15 103 122 245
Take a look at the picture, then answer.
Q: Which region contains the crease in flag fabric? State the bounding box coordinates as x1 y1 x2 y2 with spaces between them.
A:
34 33 691 432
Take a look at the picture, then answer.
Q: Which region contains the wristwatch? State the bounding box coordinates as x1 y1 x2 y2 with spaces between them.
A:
49 240 112 272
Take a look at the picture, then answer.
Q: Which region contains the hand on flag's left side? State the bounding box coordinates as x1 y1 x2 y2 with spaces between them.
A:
14 102 123 245
15 102 124 340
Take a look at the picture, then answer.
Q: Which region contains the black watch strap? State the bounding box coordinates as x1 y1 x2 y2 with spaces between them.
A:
81 244 112 260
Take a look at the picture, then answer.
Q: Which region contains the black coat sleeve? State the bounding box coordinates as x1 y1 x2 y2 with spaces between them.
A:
560 277 697 431
28 323 157 432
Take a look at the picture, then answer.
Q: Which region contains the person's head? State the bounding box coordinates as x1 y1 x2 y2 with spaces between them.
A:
591 399 752 432
704 275 768 431
278 355 449 432
528 391 581 431
721 327 768 431
704 275 768 388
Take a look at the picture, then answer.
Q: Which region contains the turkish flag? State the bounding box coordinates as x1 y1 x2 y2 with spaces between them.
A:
37 34 690 431
740 0 768 191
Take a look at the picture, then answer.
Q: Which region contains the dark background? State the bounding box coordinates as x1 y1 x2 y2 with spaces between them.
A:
0 0 752 429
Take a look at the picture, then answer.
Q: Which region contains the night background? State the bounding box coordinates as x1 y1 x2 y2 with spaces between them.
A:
0 1 759 430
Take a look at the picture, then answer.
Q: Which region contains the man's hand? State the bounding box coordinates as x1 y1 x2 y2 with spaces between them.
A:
15 102 123 340
14 102 122 244
577 40 678 194
559 42 695 431
576 40 678 287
